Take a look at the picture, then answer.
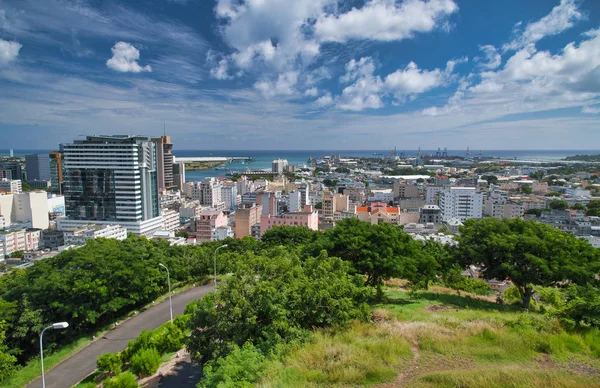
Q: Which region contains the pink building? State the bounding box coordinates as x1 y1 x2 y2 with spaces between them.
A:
259 205 318 237
193 210 228 241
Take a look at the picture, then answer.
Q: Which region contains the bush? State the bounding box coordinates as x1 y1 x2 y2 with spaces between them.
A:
97 352 122 376
503 286 522 305
130 348 161 377
103 371 138 388
199 342 266 388
446 274 491 296
152 323 185 355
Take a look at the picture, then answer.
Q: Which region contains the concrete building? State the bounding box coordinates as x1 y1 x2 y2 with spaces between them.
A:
259 205 318 237
0 179 22 194
288 190 302 213
63 224 127 246
0 161 22 181
393 182 420 199
178 200 202 221
25 154 51 182
49 151 63 193
221 184 239 210
212 225 234 241
0 228 41 258
235 203 263 238
59 135 162 236
439 187 483 222
399 198 426 212
194 178 225 210
272 159 288 175
323 194 350 219
172 162 185 191
257 192 278 216
426 186 446 205
236 176 255 196
41 229 65 249
532 181 549 195
0 191 50 229
420 205 442 224
161 209 180 232
152 136 174 193
484 194 524 219
193 210 228 241
368 190 394 204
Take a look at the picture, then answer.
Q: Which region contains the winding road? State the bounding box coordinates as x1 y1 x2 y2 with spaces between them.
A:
26 285 212 388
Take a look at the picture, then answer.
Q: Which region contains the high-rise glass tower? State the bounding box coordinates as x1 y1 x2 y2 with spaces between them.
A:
57 135 163 235
25 154 51 182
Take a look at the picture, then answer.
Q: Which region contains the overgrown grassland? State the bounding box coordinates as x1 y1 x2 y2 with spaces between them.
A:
259 284 600 387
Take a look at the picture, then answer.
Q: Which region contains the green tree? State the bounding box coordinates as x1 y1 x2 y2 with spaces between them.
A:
199 342 266 388
526 208 543 217
130 347 161 377
97 352 122 376
482 175 499 185
520 185 533 194
261 226 320 247
0 327 17 384
314 202 323 210
457 218 600 309
175 231 189 239
323 218 421 294
587 208 600 217
587 199 600 209
549 200 569 210
572 203 586 211
103 371 138 388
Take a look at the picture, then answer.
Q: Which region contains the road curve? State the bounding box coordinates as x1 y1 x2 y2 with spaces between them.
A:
26 285 212 388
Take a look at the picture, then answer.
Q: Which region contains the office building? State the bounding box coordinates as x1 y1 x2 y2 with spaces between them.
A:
58 135 162 236
172 162 185 191
235 203 262 238
439 187 483 222
152 136 174 193
272 158 288 175
49 151 63 193
0 179 22 194
420 205 442 224
25 154 51 182
1 161 22 181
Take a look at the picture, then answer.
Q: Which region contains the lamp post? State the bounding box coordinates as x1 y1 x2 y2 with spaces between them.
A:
40 322 69 388
213 244 228 291
158 263 173 323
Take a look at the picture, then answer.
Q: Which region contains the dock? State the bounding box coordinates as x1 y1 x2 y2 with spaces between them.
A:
174 156 253 163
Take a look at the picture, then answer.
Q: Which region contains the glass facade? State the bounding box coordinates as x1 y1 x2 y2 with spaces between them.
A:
64 169 117 220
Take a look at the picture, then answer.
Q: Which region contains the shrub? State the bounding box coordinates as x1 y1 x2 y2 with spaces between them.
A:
447 275 491 296
97 352 122 376
152 323 185 354
130 348 161 377
199 342 266 388
122 330 153 363
103 371 138 388
503 286 522 305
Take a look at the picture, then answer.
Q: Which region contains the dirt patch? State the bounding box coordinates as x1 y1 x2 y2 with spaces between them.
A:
423 304 456 312
377 339 421 387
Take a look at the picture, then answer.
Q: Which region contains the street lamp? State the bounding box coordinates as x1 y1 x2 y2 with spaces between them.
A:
158 263 173 323
213 244 228 291
40 322 69 388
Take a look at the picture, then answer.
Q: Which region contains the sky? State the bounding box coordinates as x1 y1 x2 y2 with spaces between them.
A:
0 0 599 150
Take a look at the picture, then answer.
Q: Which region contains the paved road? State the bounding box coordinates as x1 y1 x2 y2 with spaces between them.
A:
26 285 212 388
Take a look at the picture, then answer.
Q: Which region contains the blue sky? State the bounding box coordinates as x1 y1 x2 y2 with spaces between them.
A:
0 0 599 150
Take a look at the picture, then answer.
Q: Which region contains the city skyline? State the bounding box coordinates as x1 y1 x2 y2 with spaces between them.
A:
1 0 600 149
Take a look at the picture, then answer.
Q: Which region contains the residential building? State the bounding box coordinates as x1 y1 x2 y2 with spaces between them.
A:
221 184 239 210
367 190 394 203
236 176 255 196
399 198 426 212
241 192 258 205
25 154 51 182
198 178 225 210
161 209 180 232
434 175 450 186
420 205 442 224
0 179 22 194
179 200 202 221
193 210 227 241
49 151 63 193
63 224 127 246
0 228 41 257
58 135 162 236
259 205 318 237
323 194 350 219
565 187 591 197
257 192 278 216
0 191 50 229
356 203 401 225
212 225 234 241
288 190 302 213
484 194 524 219
152 136 174 193
172 162 185 191
235 203 263 238
438 187 483 222
272 158 288 174
532 181 549 195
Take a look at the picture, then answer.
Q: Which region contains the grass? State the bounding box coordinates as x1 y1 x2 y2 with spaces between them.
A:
257 284 600 388
3 279 204 388
259 322 413 387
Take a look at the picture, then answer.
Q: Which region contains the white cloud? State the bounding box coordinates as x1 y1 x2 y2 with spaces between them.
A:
254 71 299 97
304 87 318 97
315 0 458 43
340 57 377 84
210 58 233 80
106 42 152 73
384 61 443 95
582 105 600 114
504 0 583 51
0 39 21 65
477 45 501 69
315 92 333 107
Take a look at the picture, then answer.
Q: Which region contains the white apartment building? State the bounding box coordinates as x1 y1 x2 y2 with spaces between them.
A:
426 186 446 205
212 225 234 241
439 187 483 222
236 176 255 196
289 190 302 213
188 178 225 210
161 209 180 232
0 228 41 258
63 224 127 246
272 159 288 174
60 135 162 236
368 190 394 203
0 179 22 194
484 194 524 220
0 191 50 230
221 184 238 210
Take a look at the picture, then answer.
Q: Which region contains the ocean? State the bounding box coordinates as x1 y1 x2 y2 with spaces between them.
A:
2 149 599 182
